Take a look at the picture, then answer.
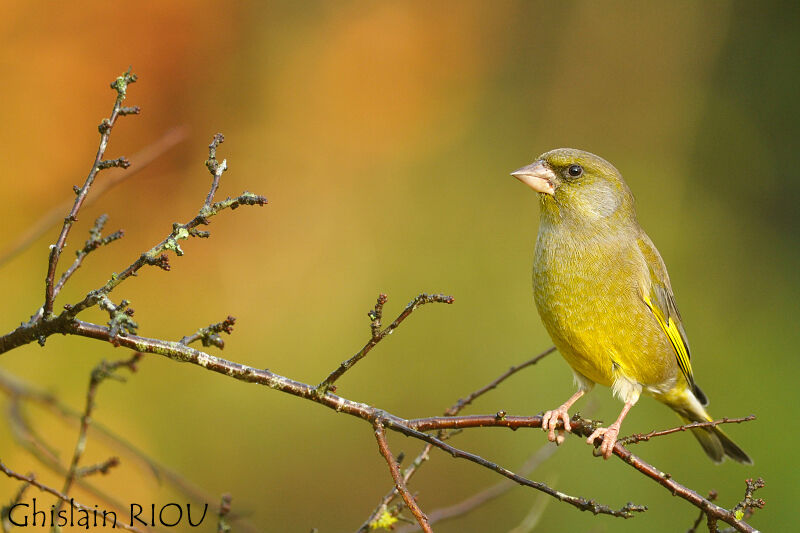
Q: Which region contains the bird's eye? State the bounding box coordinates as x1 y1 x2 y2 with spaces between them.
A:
567 164 583 177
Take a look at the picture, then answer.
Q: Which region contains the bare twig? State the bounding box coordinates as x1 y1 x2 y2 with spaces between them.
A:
360 347 556 532
43 68 138 317
316 293 454 395
180 316 236 349
99 296 139 341
445 347 556 416
401 414 759 531
394 444 558 533
730 478 765 523
688 491 718 533
64 319 635 519
0 127 185 271
0 138 266 356
0 370 260 533
61 134 266 319
619 416 756 446
74 457 121 478
53 214 124 298
0 461 144 533
204 133 226 208
606 435 759 533
374 420 432 533
406 413 756 439
53 353 142 520
3 380 140 524
382 416 646 519
408 413 551 432
58 317 762 529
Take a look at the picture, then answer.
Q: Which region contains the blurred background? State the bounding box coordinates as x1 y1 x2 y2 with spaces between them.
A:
0 1 796 531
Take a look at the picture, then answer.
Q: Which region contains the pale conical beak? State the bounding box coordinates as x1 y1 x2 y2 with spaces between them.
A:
511 161 556 195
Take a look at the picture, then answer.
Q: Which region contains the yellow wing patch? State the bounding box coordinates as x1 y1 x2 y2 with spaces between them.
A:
643 294 694 387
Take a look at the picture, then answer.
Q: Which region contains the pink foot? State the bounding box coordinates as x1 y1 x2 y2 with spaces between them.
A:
541 406 572 445
586 423 620 459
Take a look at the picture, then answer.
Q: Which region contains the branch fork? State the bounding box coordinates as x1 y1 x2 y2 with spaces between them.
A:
315 293 454 396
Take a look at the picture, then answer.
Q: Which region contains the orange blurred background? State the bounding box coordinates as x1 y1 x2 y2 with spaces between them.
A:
0 2 796 532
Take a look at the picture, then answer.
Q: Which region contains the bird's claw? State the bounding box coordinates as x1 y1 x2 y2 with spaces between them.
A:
541 406 572 445
587 423 620 459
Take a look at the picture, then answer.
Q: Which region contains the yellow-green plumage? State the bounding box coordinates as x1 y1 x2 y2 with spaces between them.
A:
515 148 750 463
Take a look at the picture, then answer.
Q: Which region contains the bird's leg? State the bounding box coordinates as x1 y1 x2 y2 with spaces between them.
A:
541 389 585 445
586 400 634 459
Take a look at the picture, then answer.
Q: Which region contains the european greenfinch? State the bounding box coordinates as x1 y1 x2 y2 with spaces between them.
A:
511 148 751 463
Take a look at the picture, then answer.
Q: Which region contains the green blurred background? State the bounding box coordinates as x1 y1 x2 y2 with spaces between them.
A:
0 2 796 531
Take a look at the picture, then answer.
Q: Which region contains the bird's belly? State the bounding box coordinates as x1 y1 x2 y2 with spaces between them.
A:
535 286 618 387
533 240 675 390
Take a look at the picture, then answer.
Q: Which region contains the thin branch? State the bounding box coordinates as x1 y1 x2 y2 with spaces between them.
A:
2 381 140 525
607 436 758 533
53 353 142 520
0 126 186 268
729 478 765 523
444 347 556 416
359 443 433 532
180 315 236 349
98 296 139 341
2 285 763 530
316 293 454 395
43 68 137 317
0 370 260 533
66 319 635 518
688 491 718 533
204 133 227 208
382 417 646 519
360 347 555 532
74 457 120 478
394 444 558 533
404 413 755 440
62 134 266 318
64 317 766 528
619 416 756 446
0 461 144 533
0 133 266 355
53 214 124 298
374 420 432 533
404 413 759 531
408 414 550 432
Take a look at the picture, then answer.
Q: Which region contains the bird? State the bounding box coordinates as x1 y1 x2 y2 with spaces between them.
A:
511 148 751 463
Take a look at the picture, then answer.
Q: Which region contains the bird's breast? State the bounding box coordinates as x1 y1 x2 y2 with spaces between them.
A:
532 225 675 389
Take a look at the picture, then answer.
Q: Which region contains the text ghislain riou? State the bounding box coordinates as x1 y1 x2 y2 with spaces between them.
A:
6 499 208 529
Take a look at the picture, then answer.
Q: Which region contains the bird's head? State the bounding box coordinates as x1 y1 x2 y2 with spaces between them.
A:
511 148 636 226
